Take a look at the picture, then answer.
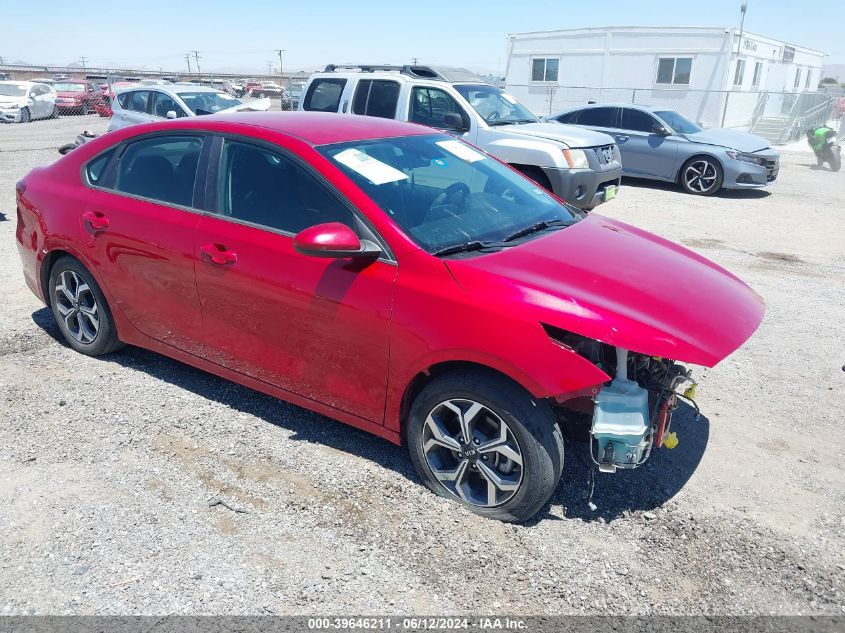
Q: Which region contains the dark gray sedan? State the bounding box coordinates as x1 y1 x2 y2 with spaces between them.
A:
546 104 779 196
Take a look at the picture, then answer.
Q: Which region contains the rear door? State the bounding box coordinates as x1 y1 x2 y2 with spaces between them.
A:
193 135 396 422
78 133 209 356
617 107 679 178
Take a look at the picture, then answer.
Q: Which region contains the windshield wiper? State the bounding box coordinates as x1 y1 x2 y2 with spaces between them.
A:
431 241 501 257
487 118 537 127
501 219 573 243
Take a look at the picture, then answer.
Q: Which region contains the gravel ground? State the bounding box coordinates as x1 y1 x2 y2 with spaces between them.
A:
0 124 843 616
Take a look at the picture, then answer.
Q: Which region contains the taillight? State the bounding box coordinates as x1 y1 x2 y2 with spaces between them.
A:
15 179 26 195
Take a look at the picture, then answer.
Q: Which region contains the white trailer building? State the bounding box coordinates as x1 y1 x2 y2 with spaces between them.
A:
504 26 827 141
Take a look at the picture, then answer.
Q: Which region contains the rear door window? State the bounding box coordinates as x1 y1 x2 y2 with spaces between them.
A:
303 78 347 112
576 107 619 128
114 135 204 207
352 80 400 118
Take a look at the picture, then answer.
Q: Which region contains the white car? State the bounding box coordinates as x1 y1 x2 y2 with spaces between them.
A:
0 81 58 123
108 84 271 131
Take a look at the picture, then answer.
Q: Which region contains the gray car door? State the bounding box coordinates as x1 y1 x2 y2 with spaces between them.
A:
617 108 678 179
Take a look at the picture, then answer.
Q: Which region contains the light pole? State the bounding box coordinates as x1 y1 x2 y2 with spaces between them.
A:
737 1 748 54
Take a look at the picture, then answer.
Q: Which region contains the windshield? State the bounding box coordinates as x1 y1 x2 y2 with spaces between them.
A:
654 110 703 134
454 84 538 126
177 91 241 115
318 134 579 254
0 84 27 96
54 83 86 92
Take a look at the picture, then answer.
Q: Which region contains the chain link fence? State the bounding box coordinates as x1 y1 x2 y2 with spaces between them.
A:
505 84 843 144
0 67 307 154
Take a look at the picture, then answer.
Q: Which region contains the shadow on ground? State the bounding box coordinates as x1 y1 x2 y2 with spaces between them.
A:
32 306 707 524
620 176 771 199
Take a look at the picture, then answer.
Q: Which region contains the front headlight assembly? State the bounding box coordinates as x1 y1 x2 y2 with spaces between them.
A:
726 150 767 166
562 148 590 169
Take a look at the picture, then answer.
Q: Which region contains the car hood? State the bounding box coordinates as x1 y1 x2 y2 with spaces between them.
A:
500 122 615 149
444 215 764 367
684 128 770 152
0 95 27 105
217 97 272 113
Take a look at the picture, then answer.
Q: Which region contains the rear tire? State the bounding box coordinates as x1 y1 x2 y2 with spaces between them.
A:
826 148 841 172
48 256 123 356
407 370 564 522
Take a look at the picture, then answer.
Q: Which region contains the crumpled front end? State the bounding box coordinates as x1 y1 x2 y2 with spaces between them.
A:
0 105 23 123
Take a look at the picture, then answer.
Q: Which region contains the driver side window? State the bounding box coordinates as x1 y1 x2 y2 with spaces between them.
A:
409 87 467 129
153 92 185 118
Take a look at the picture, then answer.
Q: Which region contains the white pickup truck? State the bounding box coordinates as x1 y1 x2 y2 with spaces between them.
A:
299 65 622 210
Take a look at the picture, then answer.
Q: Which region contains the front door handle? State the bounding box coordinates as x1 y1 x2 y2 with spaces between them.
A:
616 135 629 142
82 210 109 230
201 243 237 265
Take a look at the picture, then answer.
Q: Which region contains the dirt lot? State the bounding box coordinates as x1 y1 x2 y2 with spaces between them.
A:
0 121 843 615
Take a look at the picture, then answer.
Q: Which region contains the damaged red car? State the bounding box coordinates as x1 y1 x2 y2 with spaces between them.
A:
15 113 764 522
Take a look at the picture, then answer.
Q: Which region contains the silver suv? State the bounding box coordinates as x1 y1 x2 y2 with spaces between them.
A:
300 65 622 209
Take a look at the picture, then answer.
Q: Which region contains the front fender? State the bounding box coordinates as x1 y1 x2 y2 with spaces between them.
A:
485 137 568 170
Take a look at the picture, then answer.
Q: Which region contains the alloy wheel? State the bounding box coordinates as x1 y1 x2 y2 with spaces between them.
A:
422 399 524 507
684 159 719 193
54 270 100 344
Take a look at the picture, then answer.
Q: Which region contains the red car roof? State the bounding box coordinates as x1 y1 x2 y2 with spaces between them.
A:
206 111 435 145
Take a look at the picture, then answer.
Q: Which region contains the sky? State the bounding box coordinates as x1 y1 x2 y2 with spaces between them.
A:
3 0 844 75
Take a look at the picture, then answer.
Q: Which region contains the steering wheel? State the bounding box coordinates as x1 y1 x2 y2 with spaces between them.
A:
427 182 470 223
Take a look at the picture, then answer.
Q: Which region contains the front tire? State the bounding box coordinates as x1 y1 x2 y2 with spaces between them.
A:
407 370 564 522
19 107 31 123
680 156 723 195
48 256 123 356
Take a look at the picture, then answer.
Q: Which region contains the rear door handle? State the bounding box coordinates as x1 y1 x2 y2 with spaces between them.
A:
82 210 109 230
200 243 237 265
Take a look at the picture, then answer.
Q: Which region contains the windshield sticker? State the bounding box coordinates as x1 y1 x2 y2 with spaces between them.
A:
333 148 409 185
501 92 518 104
436 140 486 163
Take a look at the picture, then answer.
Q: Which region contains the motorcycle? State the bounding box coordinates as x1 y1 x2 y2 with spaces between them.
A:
806 125 841 172
58 130 98 156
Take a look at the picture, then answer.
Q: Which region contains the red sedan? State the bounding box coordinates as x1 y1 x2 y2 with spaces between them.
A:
15 112 763 521
52 81 102 114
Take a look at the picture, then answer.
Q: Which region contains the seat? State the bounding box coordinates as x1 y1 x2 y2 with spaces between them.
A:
120 155 174 201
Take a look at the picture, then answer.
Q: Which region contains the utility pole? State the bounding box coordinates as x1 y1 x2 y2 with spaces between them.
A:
185 53 192 74
79 56 88 69
267 60 274 76
411 57 418 65
274 49 285 78
192 50 201 75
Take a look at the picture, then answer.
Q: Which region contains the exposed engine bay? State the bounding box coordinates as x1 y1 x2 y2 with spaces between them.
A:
547 327 699 473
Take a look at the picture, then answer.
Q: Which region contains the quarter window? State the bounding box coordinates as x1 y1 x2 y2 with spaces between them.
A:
303 78 346 112
656 57 693 85
216 140 353 233
531 58 559 82
114 135 204 207
352 80 400 118
85 149 116 186
409 87 467 129
733 59 746 86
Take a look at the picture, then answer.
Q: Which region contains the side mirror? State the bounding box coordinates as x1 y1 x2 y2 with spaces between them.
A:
293 222 381 259
166 110 178 119
442 112 467 131
651 124 671 136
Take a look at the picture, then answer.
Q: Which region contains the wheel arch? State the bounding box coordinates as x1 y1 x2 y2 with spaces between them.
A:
676 151 725 184
397 359 544 445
